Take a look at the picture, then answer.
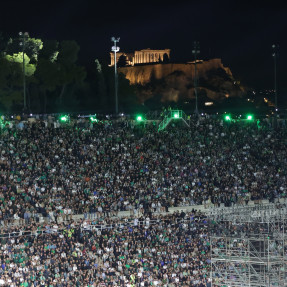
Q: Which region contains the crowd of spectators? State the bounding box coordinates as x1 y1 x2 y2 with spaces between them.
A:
0 209 214 286
0 114 286 224
0 113 286 286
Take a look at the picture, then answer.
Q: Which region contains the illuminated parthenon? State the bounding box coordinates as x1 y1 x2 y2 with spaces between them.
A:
110 48 171 66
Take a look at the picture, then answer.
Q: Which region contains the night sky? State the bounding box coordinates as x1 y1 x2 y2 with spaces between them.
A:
1 0 287 97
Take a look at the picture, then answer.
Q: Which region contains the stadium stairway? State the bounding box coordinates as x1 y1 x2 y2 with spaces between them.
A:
158 110 190 131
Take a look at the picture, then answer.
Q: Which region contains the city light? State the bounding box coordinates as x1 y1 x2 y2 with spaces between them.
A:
205 102 213 106
246 114 253 121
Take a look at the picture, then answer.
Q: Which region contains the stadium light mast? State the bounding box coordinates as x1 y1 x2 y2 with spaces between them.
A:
272 44 279 112
111 37 120 115
19 32 29 112
192 41 200 115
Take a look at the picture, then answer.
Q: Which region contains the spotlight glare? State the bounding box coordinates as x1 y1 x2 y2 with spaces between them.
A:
136 115 143 122
60 115 68 122
90 116 98 122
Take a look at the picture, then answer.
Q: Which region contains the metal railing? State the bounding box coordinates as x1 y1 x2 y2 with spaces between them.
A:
0 213 207 239
158 109 190 131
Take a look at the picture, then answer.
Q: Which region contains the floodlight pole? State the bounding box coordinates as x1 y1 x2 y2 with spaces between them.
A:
19 32 29 113
192 41 200 115
272 44 279 112
111 37 120 115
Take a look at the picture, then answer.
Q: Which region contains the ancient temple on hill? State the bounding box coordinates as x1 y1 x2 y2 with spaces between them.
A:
110 48 171 66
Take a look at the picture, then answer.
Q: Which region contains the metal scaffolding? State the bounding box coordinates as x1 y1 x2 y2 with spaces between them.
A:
208 203 287 286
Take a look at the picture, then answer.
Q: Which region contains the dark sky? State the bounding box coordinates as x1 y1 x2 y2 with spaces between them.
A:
1 0 287 95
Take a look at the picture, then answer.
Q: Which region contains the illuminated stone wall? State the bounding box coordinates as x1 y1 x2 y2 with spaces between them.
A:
118 58 233 85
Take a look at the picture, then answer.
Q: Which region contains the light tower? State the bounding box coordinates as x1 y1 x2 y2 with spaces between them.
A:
272 44 279 112
19 32 29 112
192 41 200 115
111 37 120 115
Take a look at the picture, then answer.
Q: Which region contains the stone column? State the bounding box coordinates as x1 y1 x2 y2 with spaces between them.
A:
110 54 113 66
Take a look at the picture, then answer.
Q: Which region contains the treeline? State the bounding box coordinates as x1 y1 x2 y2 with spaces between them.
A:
0 33 274 115
0 33 139 114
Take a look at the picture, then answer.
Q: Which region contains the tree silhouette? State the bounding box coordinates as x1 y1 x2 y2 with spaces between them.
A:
0 57 23 111
90 59 107 111
38 40 59 62
117 54 128 67
0 32 8 55
56 40 86 108
163 53 169 63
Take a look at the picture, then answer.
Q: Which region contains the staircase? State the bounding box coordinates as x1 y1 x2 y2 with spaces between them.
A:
158 110 190 131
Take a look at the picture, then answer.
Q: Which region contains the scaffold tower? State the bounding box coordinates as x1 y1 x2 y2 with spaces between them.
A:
208 203 287 286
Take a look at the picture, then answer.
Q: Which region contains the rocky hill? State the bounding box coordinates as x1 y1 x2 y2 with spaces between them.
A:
118 58 245 104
